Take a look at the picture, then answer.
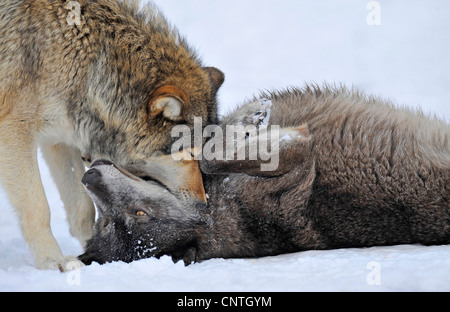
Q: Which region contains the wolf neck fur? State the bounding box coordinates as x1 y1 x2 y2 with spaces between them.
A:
196 175 306 261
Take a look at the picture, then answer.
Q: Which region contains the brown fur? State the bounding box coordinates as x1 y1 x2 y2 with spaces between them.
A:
0 0 224 270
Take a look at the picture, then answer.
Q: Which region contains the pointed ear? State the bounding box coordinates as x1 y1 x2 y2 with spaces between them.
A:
149 85 188 122
203 67 225 93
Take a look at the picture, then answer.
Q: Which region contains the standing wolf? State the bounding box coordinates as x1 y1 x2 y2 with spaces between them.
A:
0 0 224 271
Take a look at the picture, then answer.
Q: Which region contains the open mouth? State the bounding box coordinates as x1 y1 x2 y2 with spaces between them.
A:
85 159 170 191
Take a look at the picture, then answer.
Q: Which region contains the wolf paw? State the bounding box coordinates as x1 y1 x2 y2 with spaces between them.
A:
242 99 272 129
36 255 84 272
58 256 85 273
224 99 272 129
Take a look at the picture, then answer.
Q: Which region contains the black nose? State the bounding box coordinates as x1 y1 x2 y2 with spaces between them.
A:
82 168 102 186
91 159 114 167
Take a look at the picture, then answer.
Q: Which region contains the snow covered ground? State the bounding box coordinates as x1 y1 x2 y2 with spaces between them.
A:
1 0 449 292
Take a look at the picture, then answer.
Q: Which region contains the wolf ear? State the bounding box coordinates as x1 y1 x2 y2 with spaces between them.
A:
203 67 225 93
149 85 188 122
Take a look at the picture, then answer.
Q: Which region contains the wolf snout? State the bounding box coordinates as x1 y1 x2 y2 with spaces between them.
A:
82 159 115 186
82 168 102 187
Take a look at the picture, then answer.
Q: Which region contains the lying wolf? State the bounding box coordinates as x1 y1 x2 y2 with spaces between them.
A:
79 86 450 265
0 0 223 271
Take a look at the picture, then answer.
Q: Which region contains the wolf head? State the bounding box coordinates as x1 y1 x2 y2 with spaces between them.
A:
78 154 206 265
68 1 225 174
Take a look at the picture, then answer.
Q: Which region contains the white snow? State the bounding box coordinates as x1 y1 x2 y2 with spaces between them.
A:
1 0 449 292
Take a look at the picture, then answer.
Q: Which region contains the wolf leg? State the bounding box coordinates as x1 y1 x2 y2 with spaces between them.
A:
0 122 69 270
40 143 95 249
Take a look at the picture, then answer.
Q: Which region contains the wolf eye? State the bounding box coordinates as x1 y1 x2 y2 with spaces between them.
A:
135 211 146 217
